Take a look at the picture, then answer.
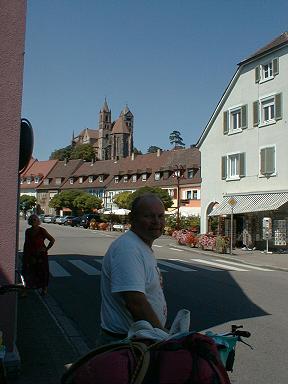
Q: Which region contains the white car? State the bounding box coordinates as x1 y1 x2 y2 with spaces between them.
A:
43 215 54 223
56 215 70 225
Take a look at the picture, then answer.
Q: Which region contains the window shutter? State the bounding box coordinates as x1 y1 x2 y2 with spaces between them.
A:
255 66 260 83
261 147 275 175
223 111 229 134
260 148 266 174
275 93 282 120
221 156 227 179
239 153 246 177
253 101 259 126
197 190 201 199
272 58 279 76
241 105 247 129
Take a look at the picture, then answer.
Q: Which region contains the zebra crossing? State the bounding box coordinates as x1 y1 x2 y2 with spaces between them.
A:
48 257 274 278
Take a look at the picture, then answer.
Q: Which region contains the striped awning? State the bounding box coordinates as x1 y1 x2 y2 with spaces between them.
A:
209 192 288 216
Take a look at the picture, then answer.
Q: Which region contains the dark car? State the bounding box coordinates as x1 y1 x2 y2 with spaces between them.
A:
80 213 100 229
65 216 81 227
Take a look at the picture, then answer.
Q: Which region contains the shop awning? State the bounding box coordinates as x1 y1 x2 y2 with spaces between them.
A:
209 192 288 216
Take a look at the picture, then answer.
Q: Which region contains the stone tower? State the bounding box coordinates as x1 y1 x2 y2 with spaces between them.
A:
111 105 134 160
98 98 112 160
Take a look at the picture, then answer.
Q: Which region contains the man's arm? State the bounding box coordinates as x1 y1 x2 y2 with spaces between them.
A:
122 291 164 330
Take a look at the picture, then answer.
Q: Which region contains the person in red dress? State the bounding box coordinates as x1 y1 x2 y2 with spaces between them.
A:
22 214 55 296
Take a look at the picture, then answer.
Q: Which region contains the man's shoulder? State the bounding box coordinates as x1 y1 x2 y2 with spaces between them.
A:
111 230 139 247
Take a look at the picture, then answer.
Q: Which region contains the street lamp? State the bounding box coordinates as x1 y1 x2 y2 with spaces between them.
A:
172 164 185 230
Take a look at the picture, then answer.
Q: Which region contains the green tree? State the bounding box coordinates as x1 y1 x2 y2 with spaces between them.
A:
50 145 72 160
113 191 133 209
147 146 162 153
19 195 37 213
70 144 95 161
49 190 84 213
169 130 185 148
74 194 102 213
127 187 173 210
133 147 142 155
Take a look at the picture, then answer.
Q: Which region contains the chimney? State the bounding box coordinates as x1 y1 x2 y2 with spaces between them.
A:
156 148 161 157
91 156 95 166
64 158 68 166
131 152 135 160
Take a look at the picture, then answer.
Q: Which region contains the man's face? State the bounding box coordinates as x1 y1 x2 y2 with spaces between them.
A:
131 197 165 246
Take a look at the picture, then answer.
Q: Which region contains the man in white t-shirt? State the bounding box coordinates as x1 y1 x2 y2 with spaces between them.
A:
99 193 167 345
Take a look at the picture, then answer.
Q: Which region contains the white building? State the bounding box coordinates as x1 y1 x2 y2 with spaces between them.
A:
197 32 288 250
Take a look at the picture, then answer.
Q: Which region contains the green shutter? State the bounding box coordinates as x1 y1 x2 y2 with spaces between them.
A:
255 66 260 83
275 93 282 120
221 156 227 179
261 147 275 175
239 153 246 177
272 58 279 76
241 105 247 129
253 101 259 126
223 111 229 134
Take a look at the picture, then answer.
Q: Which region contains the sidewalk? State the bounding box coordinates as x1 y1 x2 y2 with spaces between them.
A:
8 242 288 383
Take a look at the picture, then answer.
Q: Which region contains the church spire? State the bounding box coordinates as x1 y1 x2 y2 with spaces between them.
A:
101 97 110 113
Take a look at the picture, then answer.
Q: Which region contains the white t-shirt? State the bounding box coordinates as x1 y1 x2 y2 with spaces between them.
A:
100 230 167 333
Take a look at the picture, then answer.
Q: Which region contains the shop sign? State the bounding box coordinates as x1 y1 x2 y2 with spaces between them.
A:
262 217 272 240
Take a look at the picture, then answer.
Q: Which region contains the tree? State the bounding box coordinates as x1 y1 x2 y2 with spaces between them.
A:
127 187 173 210
147 146 162 153
70 144 95 161
50 145 72 160
19 195 37 216
133 147 142 155
169 130 185 148
113 191 133 209
49 190 84 213
74 194 102 213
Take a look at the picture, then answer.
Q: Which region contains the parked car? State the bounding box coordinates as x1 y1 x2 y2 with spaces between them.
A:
56 215 71 225
52 215 61 223
65 216 81 227
80 213 100 229
43 215 55 223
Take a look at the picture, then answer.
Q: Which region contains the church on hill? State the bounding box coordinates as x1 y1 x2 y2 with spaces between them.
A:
72 99 134 161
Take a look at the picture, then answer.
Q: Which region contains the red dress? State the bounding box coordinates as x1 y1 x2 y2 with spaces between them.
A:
22 227 49 289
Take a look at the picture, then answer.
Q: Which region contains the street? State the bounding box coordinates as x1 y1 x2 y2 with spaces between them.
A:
18 221 288 384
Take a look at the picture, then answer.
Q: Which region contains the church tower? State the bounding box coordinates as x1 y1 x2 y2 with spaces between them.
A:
98 98 112 160
111 105 134 160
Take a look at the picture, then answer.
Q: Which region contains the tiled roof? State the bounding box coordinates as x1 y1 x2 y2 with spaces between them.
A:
239 31 288 65
20 159 58 190
112 118 130 134
36 159 84 189
19 157 37 175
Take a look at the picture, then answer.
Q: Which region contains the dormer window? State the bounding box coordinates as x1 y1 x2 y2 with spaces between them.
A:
79 176 83 184
123 175 128 183
44 178 50 185
69 177 74 185
255 58 279 83
99 175 104 183
55 177 62 185
141 173 147 181
132 174 137 182
27 177 31 184
154 172 161 181
88 176 94 183
114 176 119 183
20 178 24 184
187 169 194 179
34 176 40 184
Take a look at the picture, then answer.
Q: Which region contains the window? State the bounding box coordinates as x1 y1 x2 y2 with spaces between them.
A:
253 94 282 126
44 178 50 185
34 176 40 183
192 190 198 200
20 178 24 184
69 177 74 185
27 177 31 184
79 176 83 184
260 146 276 176
132 174 137 182
186 190 191 199
114 176 119 183
141 173 147 181
255 58 279 83
88 176 93 183
221 153 245 180
187 169 194 179
123 175 128 183
55 177 62 185
99 175 103 182
154 172 160 181
223 105 247 134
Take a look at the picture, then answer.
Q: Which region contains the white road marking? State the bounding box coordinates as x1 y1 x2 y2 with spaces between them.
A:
49 261 71 277
191 259 248 271
153 244 163 248
168 247 184 252
158 260 196 272
68 260 101 275
94 258 168 273
214 259 273 271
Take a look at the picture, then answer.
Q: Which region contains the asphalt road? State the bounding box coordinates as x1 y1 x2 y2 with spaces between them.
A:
18 221 288 384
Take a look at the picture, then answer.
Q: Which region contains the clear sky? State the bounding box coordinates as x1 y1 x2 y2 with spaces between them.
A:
22 0 288 160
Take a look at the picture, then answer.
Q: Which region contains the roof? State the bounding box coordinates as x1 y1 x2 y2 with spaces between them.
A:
209 192 288 216
101 99 110 113
239 32 288 65
22 159 58 178
19 157 37 175
36 159 84 189
112 117 130 134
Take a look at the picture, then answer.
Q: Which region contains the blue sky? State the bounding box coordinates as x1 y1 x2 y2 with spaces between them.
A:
22 0 288 160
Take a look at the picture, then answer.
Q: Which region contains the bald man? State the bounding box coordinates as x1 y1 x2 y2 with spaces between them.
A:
99 193 167 345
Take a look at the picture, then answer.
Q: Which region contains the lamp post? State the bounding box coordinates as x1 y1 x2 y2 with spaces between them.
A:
172 164 185 230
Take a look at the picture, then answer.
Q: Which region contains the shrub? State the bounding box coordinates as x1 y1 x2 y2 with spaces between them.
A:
198 233 216 250
98 222 109 231
172 230 198 247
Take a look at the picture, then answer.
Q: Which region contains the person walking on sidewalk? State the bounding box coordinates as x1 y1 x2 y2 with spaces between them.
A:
22 214 55 296
98 193 167 345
